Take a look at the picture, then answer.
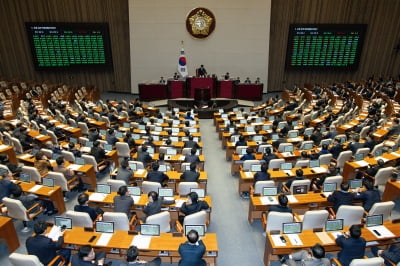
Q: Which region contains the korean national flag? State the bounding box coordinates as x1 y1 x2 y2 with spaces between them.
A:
178 48 188 78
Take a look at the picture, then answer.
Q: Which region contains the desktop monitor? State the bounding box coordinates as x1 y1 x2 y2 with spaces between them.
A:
288 131 298 138
42 177 55 187
55 217 72 229
75 158 85 165
366 214 383 227
246 126 255 132
184 164 191 171
374 149 383 157
339 137 346 145
173 108 180 112
170 136 179 142
189 128 197 133
354 153 364 161
156 119 164 124
233 107 239 112
158 188 174 197
239 119 247 124
268 116 275 121
280 162 292 170
123 122 131 128
147 147 155 155
86 141 94 148
292 121 299 127
19 173 31 183
171 127 180 133
325 219 344 232
138 124 146 130
166 149 177 155
278 123 286 129
320 139 332 146
95 221 114 233
96 184 111 194
154 126 162 132
172 120 180 125
140 224 160 236
262 187 278 196
323 183 337 192
263 124 271 130
309 160 320 168
158 164 167 172
132 134 141 140
142 117 150 123
250 164 262 172
240 148 247 155
349 179 363 189
152 135 159 141
115 132 123 138
292 185 308 194
127 186 141 196
303 143 313 150
99 130 107 136
304 129 313 136
185 225 205 236
271 134 279 140
282 222 302 234
229 127 235 134
104 144 113 152
190 188 205 198
253 135 262 142
284 145 294 153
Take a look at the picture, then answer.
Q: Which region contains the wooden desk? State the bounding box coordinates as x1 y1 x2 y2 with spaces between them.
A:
28 129 52 146
63 227 218 265
19 181 66 214
132 153 205 172
0 216 19 253
264 221 400 265
382 180 400 201
0 144 17 165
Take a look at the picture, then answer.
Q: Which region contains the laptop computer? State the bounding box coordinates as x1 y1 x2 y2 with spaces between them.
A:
95 221 114 234
288 131 298 138
104 144 113 152
325 219 344 232
140 224 160 236
185 224 205 236
292 185 308 194
354 153 364 161
284 145 294 153
86 141 93 148
75 157 85 165
303 143 313 150
349 179 363 190
322 183 337 197
280 162 292 171
309 160 320 168
282 222 302 234
42 177 55 187
96 184 111 194
128 186 141 196
263 124 271 130
190 188 205 198
158 188 174 201
250 164 262 172
262 187 278 196
55 217 72 229
366 214 383 227
158 164 167 172
123 122 131 128
166 149 177 155
19 172 31 183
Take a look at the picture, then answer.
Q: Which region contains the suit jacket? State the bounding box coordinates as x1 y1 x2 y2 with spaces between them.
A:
349 142 364 154
116 167 133 185
185 154 200 163
114 195 134 217
180 201 209 216
184 140 200 149
74 205 104 221
146 171 168 184
286 250 330 266
268 205 292 213
240 153 256 161
137 151 152 165
119 257 161 266
70 251 106 266
253 171 271 186
329 144 342 159
178 240 206 266
143 198 174 218
91 146 106 163
262 153 279 167
180 170 200 182
336 235 366 266
0 179 18 203
353 189 381 211
106 134 118 146
382 245 400 264
53 164 75 180
327 190 354 212
26 234 64 265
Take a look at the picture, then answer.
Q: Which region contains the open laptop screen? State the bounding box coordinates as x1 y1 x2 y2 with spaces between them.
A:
303 143 313 150
280 163 292 170
282 222 302 234
128 186 141 196
349 179 363 189
42 177 54 187
250 164 262 172
190 188 205 198
366 215 383 227
96 184 111 194
325 219 344 232
95 221 114 233
354 153 364 161
323 183 337 192
185 224 205 236
55 217 72 229
19 173 31 183
262 187 278 196
140 224 160 236
309 160 320 168
158 188 174 197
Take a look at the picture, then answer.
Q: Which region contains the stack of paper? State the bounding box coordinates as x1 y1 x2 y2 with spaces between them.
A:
260 196 279 205
89 193 107 202
29 185 43 193
96 233 113 246
131 235 152 249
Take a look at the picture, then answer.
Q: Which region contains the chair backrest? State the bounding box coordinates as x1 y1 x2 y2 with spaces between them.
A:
290 179 311 193
319 153 332 166
183 210 207 230
78 137 89 146
142 181 162 194
82 155 99 172
368 201 395 221
107 179 127 192
47 171 68 191
266 211 293 232
268 159 285 170
66 210 93 228
349 257 384 266
299 140 314 150
371 143 384 156
11 137 24 154
257 144 273 153
40 148 53 159
2 197 30 221
254 181 275 194
323 175 343 188
374 167 394 186
9 252 44 266
61 150 76 163
320 138 332 147
278 143 293 153
21 166 42 183
178 182 199 196
355 147 370 156
242 160 261 171
235 146 248 155
301 210 329 230
77 122 89 135
146 211 171 233
336 205 365 226
336 151 353 170
103 212 130 231
116 142 130 158
294 160 310 168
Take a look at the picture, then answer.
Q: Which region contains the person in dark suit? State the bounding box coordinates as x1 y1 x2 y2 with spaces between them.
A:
387 118 400 138
116 159 133 185
184 148 200 163
180 162 200 182
113 185 134 218
106 128 118 146
143 191 175 221
26 221 71 265
283 243 330 266
184 135 200 149
310 127 323 146
74 193 104 221
262 147 279 167
137 145 152 166
371 244 400 266
146 162 169 185
285 169 305 190
120 245 161 266
329 138 342 159
335 224 366 266
235 135 247 147
90 141 106 163
353 177 381 212
363 133 376 151
179 191 209 225
348 134 364 154
268 194 292 213
0 170 18 203
71 245 109 266
240 147 255 161
88 128 101 142
253 163 271 186
197 65 207 77
327 182 354 212
178 230 206 266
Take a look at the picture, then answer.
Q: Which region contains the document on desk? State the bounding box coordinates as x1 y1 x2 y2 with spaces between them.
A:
286 195 298 203
96 233 113 246
391 152 400 157
179 155 185 160
47 225 61 241
330 232 343 239
67 164 82 171
36 134 44 138
288 234 303 246
175 199 185 208
312 167 328 173
135 169 145 175
131 196 141 203
19 154 33 159
29 185 43 193
131 235 152 249
244 172 253 178
80 147 91 153
367 225 395 238
0 144 9 150
271 235 287 246
355 160 369 167
89 193 107 202
315 232 335 244
260 196 279 205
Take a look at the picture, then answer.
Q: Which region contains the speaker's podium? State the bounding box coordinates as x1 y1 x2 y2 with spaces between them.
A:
194 88 211 108
187 77 216 98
